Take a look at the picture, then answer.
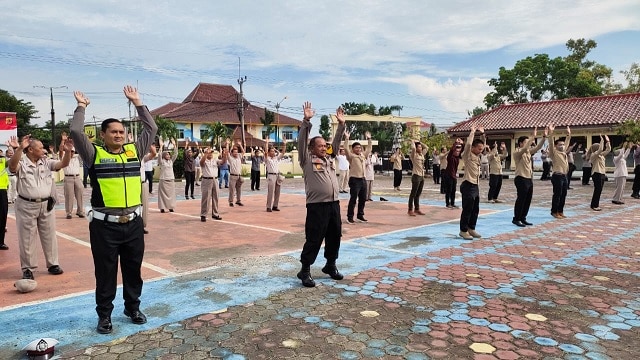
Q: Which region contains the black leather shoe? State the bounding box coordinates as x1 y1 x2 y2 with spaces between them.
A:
521 220 533 226
97 317 112 334
512 220 526 227
322 264 344 280
22 269 34 280
201 216 206 222
143 229 149 234
0 244 8 250
272 207 280 211
161 209 165 213
266 208 272 212
235 202 244 206
48 265 64 275
212 215 222 220
124 309 147 324
296 271 316 287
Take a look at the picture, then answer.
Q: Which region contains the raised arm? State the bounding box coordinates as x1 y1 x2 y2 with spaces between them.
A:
7 135 29 173
530 126 546 154
170 139 178 162
277 139 287 160
332 106 345 157
144 144 157 162
124 86 158 158
52 137 74 171
364 131 372 157
69 91 95 164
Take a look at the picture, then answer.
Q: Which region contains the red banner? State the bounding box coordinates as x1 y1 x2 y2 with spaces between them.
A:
0 112 18 131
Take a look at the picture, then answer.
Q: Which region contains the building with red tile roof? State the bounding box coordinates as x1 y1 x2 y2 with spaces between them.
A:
150 83 301 149
447 93 640 170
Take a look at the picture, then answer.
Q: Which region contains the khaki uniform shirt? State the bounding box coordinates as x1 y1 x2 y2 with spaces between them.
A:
514 137 545 178
344 138 371 179
298 120 344 204
16 157 59 198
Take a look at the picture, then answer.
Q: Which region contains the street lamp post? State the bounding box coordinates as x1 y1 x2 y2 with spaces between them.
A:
34 85 68 149
274 96 287 145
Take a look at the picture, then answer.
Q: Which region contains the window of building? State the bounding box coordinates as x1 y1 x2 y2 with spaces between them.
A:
199 129 209 142
177 129 185 139
282 130 294 140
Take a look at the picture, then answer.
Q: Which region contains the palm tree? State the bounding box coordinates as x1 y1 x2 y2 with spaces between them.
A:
259 108 275 142
200 122 230 149
155 116 179 145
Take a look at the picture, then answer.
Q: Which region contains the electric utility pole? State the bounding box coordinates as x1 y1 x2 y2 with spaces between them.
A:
237 57 247 149
34 85 68 149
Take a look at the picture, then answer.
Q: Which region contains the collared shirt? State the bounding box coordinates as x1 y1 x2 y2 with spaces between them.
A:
488 148 507 175
201 158 219 178
390 152 403 170
265 155 281 174
462 144 480 185
251 155 263 171
410 144 426 177
336 154 349 171
16 156 59 198
228 155 243 175
298 120 343 204
63 154 81 175
613 148 631 177
514 137 545 178
590 141 611 174
345 139 371 179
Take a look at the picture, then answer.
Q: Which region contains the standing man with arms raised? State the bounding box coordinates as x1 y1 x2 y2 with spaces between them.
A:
200 146 223 221
264 138 287 212
547 124 571 218
343 127 372 224
459 125 484 240
227 140 245 207
390 147 403 191
512 127 546 227
60 133 85 219
589 134 611 211
297 103 345 288
487 141 508 203
407 138 428 216
70 86 157 334
8 135 72 280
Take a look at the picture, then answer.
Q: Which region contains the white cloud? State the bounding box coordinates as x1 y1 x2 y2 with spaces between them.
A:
379 75 492 114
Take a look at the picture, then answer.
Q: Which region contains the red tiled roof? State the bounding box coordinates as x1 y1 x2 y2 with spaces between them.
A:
150 82 301 127
448 93 640 134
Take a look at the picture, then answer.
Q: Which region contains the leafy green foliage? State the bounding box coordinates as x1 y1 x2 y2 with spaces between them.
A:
259 108 275 140
483 38 611 109
200 121 230 148
319 115 331 140
0 89 39 138
154 116 178 143
620 62 640 94
616 119 640 144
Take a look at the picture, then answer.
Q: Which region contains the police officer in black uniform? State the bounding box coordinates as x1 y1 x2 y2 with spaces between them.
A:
70 86 157 334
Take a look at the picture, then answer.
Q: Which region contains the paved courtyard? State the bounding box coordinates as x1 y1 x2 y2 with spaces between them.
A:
0 173 638 359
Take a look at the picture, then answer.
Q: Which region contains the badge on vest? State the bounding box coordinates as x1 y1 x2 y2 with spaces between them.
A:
125 150 135 158
99 158 117 163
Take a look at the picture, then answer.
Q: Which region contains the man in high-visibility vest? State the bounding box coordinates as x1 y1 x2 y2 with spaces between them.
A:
70 86 157 335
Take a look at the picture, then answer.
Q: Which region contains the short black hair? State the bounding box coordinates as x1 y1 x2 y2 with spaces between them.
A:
517 136 528 146
101 118 122 132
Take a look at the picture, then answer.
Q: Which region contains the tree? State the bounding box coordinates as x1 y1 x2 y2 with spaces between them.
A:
338 102 405 152
620 62 640 94
467 106 486 118
154 116 178 144
483 38 609 109
0 89 39 138
616 119 640 144
200 121 230 148
259 108 275 141
319 115 331 140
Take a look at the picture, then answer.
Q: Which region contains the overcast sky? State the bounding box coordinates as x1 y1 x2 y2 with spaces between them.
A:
1 0 639 132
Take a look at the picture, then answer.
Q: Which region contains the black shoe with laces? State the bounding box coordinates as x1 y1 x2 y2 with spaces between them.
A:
322 264 344 280
48 265 64 275
346 218 355 224
97 317 112 334
124 309 147 324
296 271 316 287
357 216 368 222
22 269 34 280
512 219 525 227
521 220 533 226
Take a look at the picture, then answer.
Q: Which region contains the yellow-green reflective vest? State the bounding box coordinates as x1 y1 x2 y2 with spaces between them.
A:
91 143 141 208
0 158 8 190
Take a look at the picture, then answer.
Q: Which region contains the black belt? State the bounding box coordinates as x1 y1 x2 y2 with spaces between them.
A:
65 174 79 177
202 176 216 179
19 195 49 203
552 172 565 176
268 172 279 175
230 174 240 176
